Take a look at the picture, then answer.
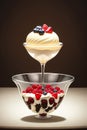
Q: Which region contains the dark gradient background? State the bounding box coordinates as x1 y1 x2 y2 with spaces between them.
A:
0 0 87 87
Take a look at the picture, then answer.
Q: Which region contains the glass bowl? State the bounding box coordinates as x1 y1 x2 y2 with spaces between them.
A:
12 73 74 119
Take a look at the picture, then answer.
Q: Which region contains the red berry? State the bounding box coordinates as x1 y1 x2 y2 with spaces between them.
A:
58 89 64 94
53 102 57 107
46 27 53 33
37 85 42 89
45 89 52 94
42 24 48 31
49 97 55 105
55 86 60 91
32 89 38 94
32 84 38 89
26 87 33 93
52 93 58 99
37 89 43 94
45 84 52 89
35 93 41 100
28 97 34 104
22 90 26 93
50 87 54 91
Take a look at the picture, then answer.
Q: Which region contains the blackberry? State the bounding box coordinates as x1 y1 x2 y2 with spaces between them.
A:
35 104 41 112
28 104 31 109
49 97 55 105
41 99 47 108
28 97 34 104
45 106 53 112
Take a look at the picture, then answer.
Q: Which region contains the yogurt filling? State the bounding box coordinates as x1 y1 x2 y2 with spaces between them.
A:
22 88 64 114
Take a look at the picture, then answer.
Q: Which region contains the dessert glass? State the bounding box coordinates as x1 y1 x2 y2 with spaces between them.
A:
23 42 63 83
12 73 74 119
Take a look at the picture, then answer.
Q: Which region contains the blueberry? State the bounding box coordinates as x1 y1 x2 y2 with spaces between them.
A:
33 26 44 35
43 91 47 95
36 26 42 29
33 28 39 33
39 29 44 35
53 89 57 92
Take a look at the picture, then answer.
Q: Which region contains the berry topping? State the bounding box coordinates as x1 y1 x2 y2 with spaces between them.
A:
39 28 44 35
42 24 48 31
53 89 58 92
33 28 39 33
33 25 44 35
45 84 52 89
43 91 47 95
49 97 55 105
22 90 26 93
36 26 42 29
52 93 58 99
28 97 34 104
37 85 42 89
35 93 41 100
46 27 53 33
41 99 47 108
32 84 38 89
26 87 33 93
33 24 53 35
58 89 64 94
55 86 60 91
53 102 57 107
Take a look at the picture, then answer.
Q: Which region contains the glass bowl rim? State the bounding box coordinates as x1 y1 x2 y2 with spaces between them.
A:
12 72 75 85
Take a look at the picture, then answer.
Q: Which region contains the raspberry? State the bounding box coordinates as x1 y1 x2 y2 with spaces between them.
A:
45 89 53 94
35 93 41 100
42 24 48 31
52 93 58 99
41 99 47 108
58 89 64 94
33 88 42 94
45 84 52 89
32 84 38 89
37 89 43 94
28 97 34 104
55 86 60 91
49 97 55 105
37 85 42 89
32 89 38 94
22 90 26 93
46 27 53 33
26 87 33 93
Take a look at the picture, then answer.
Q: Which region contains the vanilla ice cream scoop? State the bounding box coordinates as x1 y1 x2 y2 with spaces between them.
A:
23 24 63 64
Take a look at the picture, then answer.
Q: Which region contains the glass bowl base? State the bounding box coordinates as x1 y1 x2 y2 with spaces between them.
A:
35 113 52 119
